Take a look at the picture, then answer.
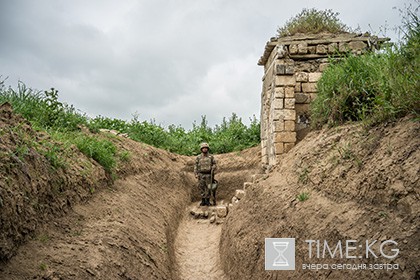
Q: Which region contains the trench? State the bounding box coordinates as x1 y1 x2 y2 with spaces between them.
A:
173 203 228 280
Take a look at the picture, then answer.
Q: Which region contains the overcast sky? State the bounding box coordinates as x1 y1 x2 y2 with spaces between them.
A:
0 0 413 129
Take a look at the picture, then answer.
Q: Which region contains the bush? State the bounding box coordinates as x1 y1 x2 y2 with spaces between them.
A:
277 8 350 37
311 5 420 127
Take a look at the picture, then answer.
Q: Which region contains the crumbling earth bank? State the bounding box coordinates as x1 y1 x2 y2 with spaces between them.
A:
0 103 196 279
220 117 419 280
0 102 109 262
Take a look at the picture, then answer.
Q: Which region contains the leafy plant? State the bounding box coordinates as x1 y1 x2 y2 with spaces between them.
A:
277 8 350 37
297 192 310 202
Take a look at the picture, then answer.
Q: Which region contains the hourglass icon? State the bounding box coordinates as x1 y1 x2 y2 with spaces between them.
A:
272 241 289 266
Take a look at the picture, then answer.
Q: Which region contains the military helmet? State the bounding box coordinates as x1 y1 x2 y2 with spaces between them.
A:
200 142 210 151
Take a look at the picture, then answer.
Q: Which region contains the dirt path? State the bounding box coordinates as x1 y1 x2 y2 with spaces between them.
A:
175 204 228 280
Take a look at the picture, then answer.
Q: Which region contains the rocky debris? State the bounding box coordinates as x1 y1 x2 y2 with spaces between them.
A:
234 189 246 200
243 182 253 190
231 196 239 204
190 204 229 223
209 214 216 224
215 206 228 218
99 129 129 138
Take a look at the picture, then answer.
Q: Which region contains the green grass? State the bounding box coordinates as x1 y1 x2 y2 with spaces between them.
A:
297 192 310 202
39 263 48 271
311 5 420 127
72 134 117 173
1 80 260 156
277 8 350 37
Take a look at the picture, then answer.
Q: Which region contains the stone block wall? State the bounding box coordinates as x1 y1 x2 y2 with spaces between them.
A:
258 33 389 168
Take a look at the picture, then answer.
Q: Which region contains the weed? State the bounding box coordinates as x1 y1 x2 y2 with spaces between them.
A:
378 211 388 218
14 144 29 160
297 192 310 202
160 243 168 253
39 263 48 271
337 142 354 160
385 141 393 156
298 167 310 184
277 8 351 37
119 150 131 162
353 155 363 170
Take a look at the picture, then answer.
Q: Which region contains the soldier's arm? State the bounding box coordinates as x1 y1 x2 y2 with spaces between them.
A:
194 156 199 176
212 156 217 172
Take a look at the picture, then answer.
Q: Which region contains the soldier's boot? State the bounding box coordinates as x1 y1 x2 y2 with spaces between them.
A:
205 198 210 206
199 198 206 206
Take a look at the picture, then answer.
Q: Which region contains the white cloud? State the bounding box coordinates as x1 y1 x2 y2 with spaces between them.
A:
0 0 413 128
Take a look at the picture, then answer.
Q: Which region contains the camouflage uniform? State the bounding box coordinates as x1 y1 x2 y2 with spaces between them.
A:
194 143 217 206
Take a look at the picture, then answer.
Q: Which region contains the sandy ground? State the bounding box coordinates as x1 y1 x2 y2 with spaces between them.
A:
175 204 228 280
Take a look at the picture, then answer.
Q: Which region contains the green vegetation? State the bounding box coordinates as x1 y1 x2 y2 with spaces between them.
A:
311 5 420 127
0 80 260 160
72 134 117 172
277 8 350 37
38 263 48 271
90 113 260 155
297 192 310 202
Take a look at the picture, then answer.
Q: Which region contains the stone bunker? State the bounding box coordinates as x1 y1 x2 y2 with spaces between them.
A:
258 32 389 168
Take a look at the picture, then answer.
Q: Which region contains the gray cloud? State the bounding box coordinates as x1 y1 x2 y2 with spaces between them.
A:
0 0 412 128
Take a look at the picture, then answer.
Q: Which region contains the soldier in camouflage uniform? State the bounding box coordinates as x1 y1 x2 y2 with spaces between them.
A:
194 142 217 206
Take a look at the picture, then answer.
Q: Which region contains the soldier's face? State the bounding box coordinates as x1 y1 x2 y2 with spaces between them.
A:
201 147 208 153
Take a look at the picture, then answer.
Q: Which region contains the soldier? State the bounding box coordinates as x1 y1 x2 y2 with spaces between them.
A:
194 142 217 206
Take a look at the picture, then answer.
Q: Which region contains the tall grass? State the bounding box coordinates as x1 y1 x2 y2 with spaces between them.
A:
311 5 420 127
0 80 260 157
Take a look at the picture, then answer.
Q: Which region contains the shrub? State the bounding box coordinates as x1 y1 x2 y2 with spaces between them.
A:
311 4 420 127
277 8 350 37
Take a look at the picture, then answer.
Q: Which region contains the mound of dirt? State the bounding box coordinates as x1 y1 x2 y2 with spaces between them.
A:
220 117 419 279
0 125 196 279
0 102 109 261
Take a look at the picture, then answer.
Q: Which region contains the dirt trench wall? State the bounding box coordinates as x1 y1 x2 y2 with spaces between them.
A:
0 102 198 279
0 103 110 261
220 118 420 280
259 33 389 169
